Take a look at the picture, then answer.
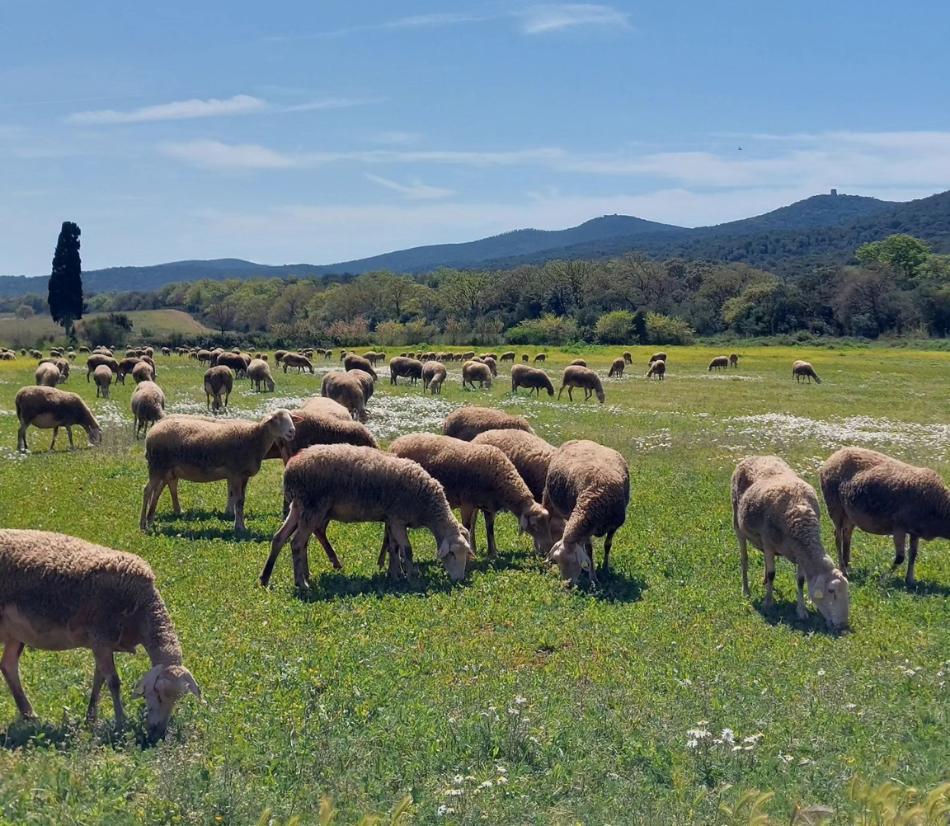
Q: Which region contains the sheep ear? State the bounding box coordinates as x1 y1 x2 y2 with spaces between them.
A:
547 542 564 563
131 676 147 698
518 513 529 533
179 671 202 700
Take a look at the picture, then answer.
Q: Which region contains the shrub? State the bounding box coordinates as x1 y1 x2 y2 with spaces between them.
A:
645 312 695 345
594 310 635 344
507 314 578 345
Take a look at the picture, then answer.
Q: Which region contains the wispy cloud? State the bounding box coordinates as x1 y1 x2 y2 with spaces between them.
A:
518 4 632 34
370 131 422 146
160 140 295 170
364 172 455 200
68 94 266 125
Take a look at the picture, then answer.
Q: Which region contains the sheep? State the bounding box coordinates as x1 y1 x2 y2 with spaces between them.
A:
274 350 287 363
216 352 249 377
557 366 605 403
0 529 201 739
264 396 378 463
390 433 553 558
443 406 533 442
708 356 729 371
482 356 498 377
195 349 213 363
462 360 493 390
819 447 949 586
131 360 154 384
260 444 471 586
161 346 171 356
351 368 375 402
115 357 140 384
321 370 369 422
500 351 515 363
422 361 447 394
793 360 821 384
131 381 166 438
38 357 69 380
203 365 234 411
521 354 529 362
607 357 625 378
569 359 588 367
648 352 667 364
86 354 119 381
343 353 377 380
35 362 64 387
282 353 314 374
732 455 849 629
543 440 630 585
471 428 557 504
646 359 666 380
511 364 554 397
729 353 740 368
140 409 295 533
15 386 102 451
389 356 424 385
462 351 475 360
534 353 546 364
94 365 114 398
623 351 632 364
247 358 275 392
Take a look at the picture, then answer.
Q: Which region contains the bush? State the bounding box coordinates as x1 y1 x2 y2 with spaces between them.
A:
80 313 133 348
594 310 634 344
507 314 578 345
326 316 370 346
645 313 694 345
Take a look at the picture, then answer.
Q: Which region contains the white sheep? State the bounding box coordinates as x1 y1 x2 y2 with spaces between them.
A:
15 386 102 451
732 455 849 629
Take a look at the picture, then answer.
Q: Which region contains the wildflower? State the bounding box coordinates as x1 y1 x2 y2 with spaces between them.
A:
514 695 527 705
478 780 493 790
444 789 464 798
816 669 826 677
437 805 455 817
497 776 508 785
719 728 735 746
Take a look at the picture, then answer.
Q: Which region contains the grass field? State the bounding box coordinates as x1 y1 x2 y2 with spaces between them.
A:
0 309 212 347
0 346 947 824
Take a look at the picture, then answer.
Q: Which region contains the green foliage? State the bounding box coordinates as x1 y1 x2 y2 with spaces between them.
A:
594 309 635 343
79 312 134 348
506 313 578 345
645 312 695 344
15 304 34 319
856 234 931 279
48 220 83 337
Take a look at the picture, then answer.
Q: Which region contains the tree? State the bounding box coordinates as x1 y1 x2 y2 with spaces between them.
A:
15 304 34 319
594 310 634 343
48 221 83 339
856 235 930 280
206 300 239 334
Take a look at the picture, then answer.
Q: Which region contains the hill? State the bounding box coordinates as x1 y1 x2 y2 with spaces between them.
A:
1 189 948 297
0 308 212 347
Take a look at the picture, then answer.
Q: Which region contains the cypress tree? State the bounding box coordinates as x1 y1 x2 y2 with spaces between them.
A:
48 221 83 339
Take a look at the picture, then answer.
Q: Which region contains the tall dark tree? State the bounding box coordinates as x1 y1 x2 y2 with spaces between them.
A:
48 221 83 339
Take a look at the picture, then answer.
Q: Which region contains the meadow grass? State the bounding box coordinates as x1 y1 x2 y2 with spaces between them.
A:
0 309 212 347
0 345 946 824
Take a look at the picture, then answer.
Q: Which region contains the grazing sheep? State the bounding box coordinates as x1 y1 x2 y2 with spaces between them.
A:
86 354 119 382
462 360 493 390
195 349 212 363
623 351 632 364
648 352 667 364
511 363 554 397
131 381 166 438
34 362 64 387
646 359 666 380
94 365 114 398
343 353 377 380
321 370 369 422
0 529 201 739
534 353 546 364
247 358 275 392
461 351 475 360
282 353 314 374
216 352 249 377
708 356 729 371
557 366 605 404
819 447 950 586
443 406 533 442
732 456 849 629
115 357 140 384
569 359 588 367
390 434 553 557
351 368 375 402
161 346 171 356
38 357 69 380
141 409 295 533
543 440 630 585
261 444 473 586
389 356 424 385
274 350 287 364
500 351 515 363
203 365 234 411
482 356 498 377
521 354 529 362
15 386 102 451
131 360 154 384
471 428 557 504
607 357 625 378
422 361 447 394
793 360 821 384
729 353 740 368
264 397 378 463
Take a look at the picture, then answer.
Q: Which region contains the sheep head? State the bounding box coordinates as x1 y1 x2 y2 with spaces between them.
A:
438 524 471 582
87 425 103 446
809 569 850 630
519 502 553 555
547 539 593 584
264 409 296 443
133 664 202 740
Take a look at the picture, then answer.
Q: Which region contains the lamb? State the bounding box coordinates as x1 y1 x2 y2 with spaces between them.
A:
15 386 102 451
443 406 533 442
569 359 588 367
202 365 233 411
0 529 201 739
534 353 546 364
131 360 155 384
140 409 295 533
422 361 447 394
131 380 166 438
321 370 369 422
343 353 377 380
35 362 64 387
623 352 632 364
510 363 554 397
646 359 666 380
793 360 821 384
500 351 516 363
732 456 849 629
389 356 424 385
260 444 473 586
648 352 667 364
263 396 378 463
462 360 493 390
94 365 114 398
389 434 553 557
282 353 314 374
543 440 630 585
708 356 729 371
819 447 950 586
729 353 740 368
247 358 275 392
607 357 625 378
86 354 119 381
557 366 605 403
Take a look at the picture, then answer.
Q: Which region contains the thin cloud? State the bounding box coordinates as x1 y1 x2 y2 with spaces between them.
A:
364 172 455 199
68 94 266 125
518 4 632 34
282 97 383 112
160 140 295 170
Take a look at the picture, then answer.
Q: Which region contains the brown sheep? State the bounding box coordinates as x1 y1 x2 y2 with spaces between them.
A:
569 359 588 367
389 356 424 385
34 362 64 387
86 354 119 382
131 360 155 384
557 366 605 403
534 353 546 364
443 407 533 442
708 355 729 371
94 365 114 398
648 352 667 364
131 381 166 438
422 361 447 394
607 357 625 378
343 353 377 380
646 359 666 380
623 351 632 364
203 365 234 411
282 353 314 374
15 386 102 451
792 360 821 384
264 397 378 463
510 364 554 397
321 370 369 422
500 351 515 363
462 360 493 390
729 353 739 368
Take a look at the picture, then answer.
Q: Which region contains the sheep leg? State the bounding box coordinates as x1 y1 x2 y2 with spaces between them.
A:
168 478 182 515
762 548 776 608
557 385 564 399
313 522 342 570
93 648 124 727
17 423 28 452
377 524 390 569
484 510 497 558
260 501 301 586
601 529 615 574
738 534 750 597
795 568 807 620
388 522 414 580
224 479 235 517
905 535 919 587
49 427 59 450
568 387 574 401
86 666 105 723
232 477 249 533
460 504 478 555
1 642 36 720
144 479 167 528
66 426 74 449
890 530 906 580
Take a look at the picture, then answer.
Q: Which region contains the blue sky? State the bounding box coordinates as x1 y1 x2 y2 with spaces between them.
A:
2 1 949 274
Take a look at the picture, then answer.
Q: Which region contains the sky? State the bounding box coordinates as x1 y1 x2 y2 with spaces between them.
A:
2 1 950 275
